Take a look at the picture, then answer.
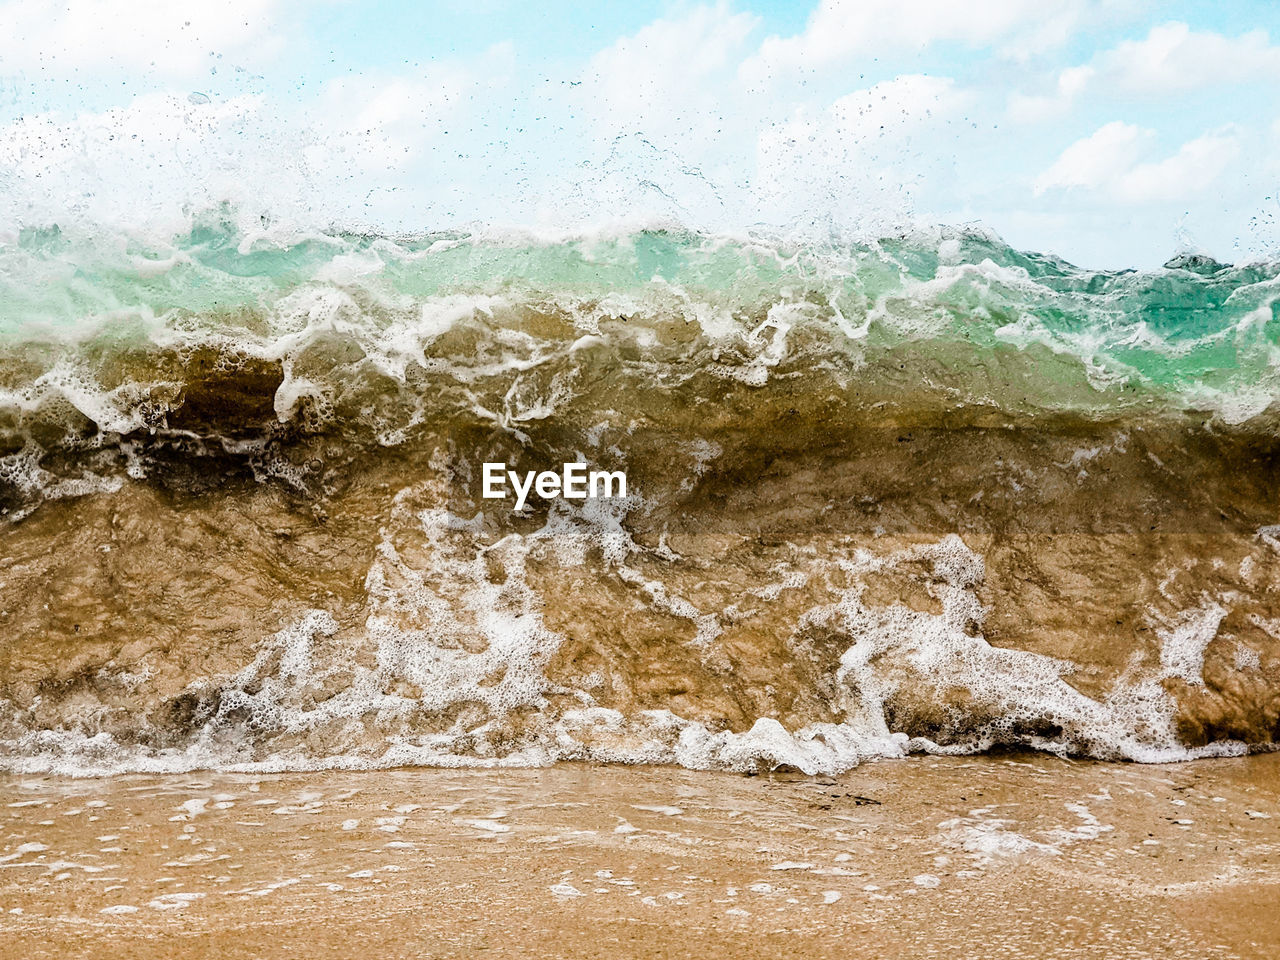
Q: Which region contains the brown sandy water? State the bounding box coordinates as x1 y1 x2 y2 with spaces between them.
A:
2 244 1279 772
1 753 1278 959
2 417 1279 776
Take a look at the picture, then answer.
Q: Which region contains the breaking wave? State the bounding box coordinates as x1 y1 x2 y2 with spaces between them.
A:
1 211 1278 775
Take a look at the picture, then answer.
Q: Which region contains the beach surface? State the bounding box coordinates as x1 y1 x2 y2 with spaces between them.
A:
2 753 1277 959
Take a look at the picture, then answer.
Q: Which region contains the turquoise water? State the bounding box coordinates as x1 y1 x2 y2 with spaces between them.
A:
1 212 1278 432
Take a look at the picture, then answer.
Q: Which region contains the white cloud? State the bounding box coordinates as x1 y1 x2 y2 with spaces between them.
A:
584 3 759 146
1034 121 1240 203
755 74 970 225
1091 21 1280 95
576 4 986 229
0 0 286 78
313 45 514 175
1117 131 1242 204
1006 65 1093 123
742 0 1120 88
1033 121 1145 193
1011 21 1280 121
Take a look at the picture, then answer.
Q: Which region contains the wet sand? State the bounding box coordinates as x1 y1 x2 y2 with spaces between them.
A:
1 753 1278 959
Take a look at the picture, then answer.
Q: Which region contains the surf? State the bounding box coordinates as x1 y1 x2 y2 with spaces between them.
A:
0 210 1277 777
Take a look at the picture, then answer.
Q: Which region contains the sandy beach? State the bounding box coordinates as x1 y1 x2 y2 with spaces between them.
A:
2 753 1277 959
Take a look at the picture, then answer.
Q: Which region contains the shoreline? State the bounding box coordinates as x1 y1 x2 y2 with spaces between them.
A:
2 752 1278 958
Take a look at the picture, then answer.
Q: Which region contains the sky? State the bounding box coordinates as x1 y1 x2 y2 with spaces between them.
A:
1 0 1278 267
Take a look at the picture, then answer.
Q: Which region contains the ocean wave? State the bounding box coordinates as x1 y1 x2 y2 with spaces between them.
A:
0 211 1278 776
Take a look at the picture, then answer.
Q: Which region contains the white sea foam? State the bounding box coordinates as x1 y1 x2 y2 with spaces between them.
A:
0 495 1258 777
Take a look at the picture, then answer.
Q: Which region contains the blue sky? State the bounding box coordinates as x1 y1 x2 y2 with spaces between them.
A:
1 0 1278 267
